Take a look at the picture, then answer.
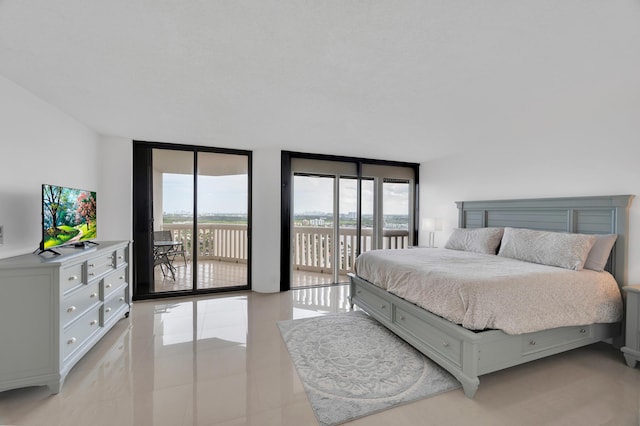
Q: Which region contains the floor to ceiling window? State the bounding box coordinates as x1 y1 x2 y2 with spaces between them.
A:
281 152 418 291
133 142 251 300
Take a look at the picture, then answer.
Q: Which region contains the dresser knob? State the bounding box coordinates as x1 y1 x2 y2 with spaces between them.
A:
119 297 125 302
68 275 78 281
443 342 450 348
89 263 95 267
399 316 405 321
579 328 586 334
117 256 124 260
529 340 536 346
67 337 77 345
106 284 112 289
105 307 112 313
90 293 98 298
119 276 125 280
90 320 98 326
89 272 95 277
67 306 76 313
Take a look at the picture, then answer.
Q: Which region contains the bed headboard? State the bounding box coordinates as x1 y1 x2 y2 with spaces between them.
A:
456 195 633 287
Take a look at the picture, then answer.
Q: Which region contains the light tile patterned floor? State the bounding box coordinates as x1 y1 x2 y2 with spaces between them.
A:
1 285 639 425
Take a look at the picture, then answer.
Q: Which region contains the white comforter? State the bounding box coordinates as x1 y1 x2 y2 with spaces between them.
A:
354 248 623 335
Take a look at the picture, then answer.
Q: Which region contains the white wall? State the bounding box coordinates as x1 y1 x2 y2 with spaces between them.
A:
420 133 640 284
0 75 100 258
97 135 133 241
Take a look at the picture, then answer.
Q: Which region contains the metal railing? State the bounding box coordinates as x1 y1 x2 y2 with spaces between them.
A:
161 224 409 273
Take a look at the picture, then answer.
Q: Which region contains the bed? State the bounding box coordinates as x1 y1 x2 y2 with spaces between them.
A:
348 195 633 398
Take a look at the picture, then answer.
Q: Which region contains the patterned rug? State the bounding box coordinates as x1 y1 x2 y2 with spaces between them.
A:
277 311 461 426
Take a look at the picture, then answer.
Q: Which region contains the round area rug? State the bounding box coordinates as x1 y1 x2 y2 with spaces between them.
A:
278 311 460 426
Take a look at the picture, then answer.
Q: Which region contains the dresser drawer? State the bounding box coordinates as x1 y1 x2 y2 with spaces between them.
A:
354 286 392 321
61 282 100 327
102 288 128 325
62 308 101 360
60 263 85 294
86 253 115 281
394 306 462 367
114 247 127 266
102 268 127 299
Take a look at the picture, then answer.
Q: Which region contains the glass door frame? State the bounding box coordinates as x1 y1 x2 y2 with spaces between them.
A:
132 141 252 301
280 151 419 292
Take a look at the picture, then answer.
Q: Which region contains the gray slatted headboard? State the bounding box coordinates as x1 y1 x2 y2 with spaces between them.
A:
456 195 633 287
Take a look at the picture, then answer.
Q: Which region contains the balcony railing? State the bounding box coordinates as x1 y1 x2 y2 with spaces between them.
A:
161 224 409 274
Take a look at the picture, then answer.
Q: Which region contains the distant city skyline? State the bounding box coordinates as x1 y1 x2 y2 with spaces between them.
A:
161 173 409 216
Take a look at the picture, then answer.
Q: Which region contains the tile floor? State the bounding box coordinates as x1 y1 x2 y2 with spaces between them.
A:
1 285 639 425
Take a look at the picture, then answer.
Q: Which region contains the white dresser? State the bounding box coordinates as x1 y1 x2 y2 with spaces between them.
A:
0 240 131 394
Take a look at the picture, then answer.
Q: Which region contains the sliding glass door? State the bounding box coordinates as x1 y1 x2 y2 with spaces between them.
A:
284 154 418 290
133 142 251 300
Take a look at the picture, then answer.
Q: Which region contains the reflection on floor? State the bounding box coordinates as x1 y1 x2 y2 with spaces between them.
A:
154 260 345 292
0 284 639 425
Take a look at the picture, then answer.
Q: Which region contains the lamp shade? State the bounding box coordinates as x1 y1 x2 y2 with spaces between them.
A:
421 218 443 232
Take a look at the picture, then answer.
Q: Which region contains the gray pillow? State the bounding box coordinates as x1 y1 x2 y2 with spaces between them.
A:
583 234 618 272
497 227 596 271
444 227 504 255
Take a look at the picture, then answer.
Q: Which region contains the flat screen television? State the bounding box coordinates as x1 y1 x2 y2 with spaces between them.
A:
40 184 97 252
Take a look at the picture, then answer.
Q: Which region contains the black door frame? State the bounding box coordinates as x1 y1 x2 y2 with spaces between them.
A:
132 140 252 300
280 151 419 292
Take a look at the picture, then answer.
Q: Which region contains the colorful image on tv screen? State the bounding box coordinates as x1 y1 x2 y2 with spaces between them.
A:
42 184 97 249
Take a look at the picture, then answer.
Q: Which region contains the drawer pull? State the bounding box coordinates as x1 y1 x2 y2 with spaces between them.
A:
381 304 386 309
443 342 450 348
529 340 536 346
105 283 112 289
579 328 586 334
68 275 78 281
90 293 98 298
90 320 98 326
89 272 95 277
107 256 113 260
105 307 112 313
89 263 95 267
119 276 125 280
357 290 361 294
67 306 76 313
119 297 125 302
399 316 405 321
117 256 124 260
67 337 77 345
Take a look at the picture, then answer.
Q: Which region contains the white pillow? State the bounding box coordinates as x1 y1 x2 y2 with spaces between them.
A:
497 227 596 271
444 227 504 255
583 234 618 272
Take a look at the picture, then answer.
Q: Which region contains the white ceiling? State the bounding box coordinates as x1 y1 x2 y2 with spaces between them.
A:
1 1 639 163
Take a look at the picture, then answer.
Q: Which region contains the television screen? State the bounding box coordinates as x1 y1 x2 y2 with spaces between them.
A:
41 184 97 250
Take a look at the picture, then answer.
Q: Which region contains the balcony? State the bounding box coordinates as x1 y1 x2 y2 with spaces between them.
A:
155 223 409 291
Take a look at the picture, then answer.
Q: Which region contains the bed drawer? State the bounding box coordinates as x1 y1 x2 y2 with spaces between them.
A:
353 286 392 321
394 306 462 367
521 325 592 356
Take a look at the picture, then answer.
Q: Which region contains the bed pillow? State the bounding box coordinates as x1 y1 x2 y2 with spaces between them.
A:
583 234 618 272
497 227 596 271
444 227 504 254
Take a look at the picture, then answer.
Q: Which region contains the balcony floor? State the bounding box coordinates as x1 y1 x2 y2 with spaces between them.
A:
154 259 346 293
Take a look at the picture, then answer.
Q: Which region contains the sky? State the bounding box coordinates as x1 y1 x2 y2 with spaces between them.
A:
162 173 409 215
